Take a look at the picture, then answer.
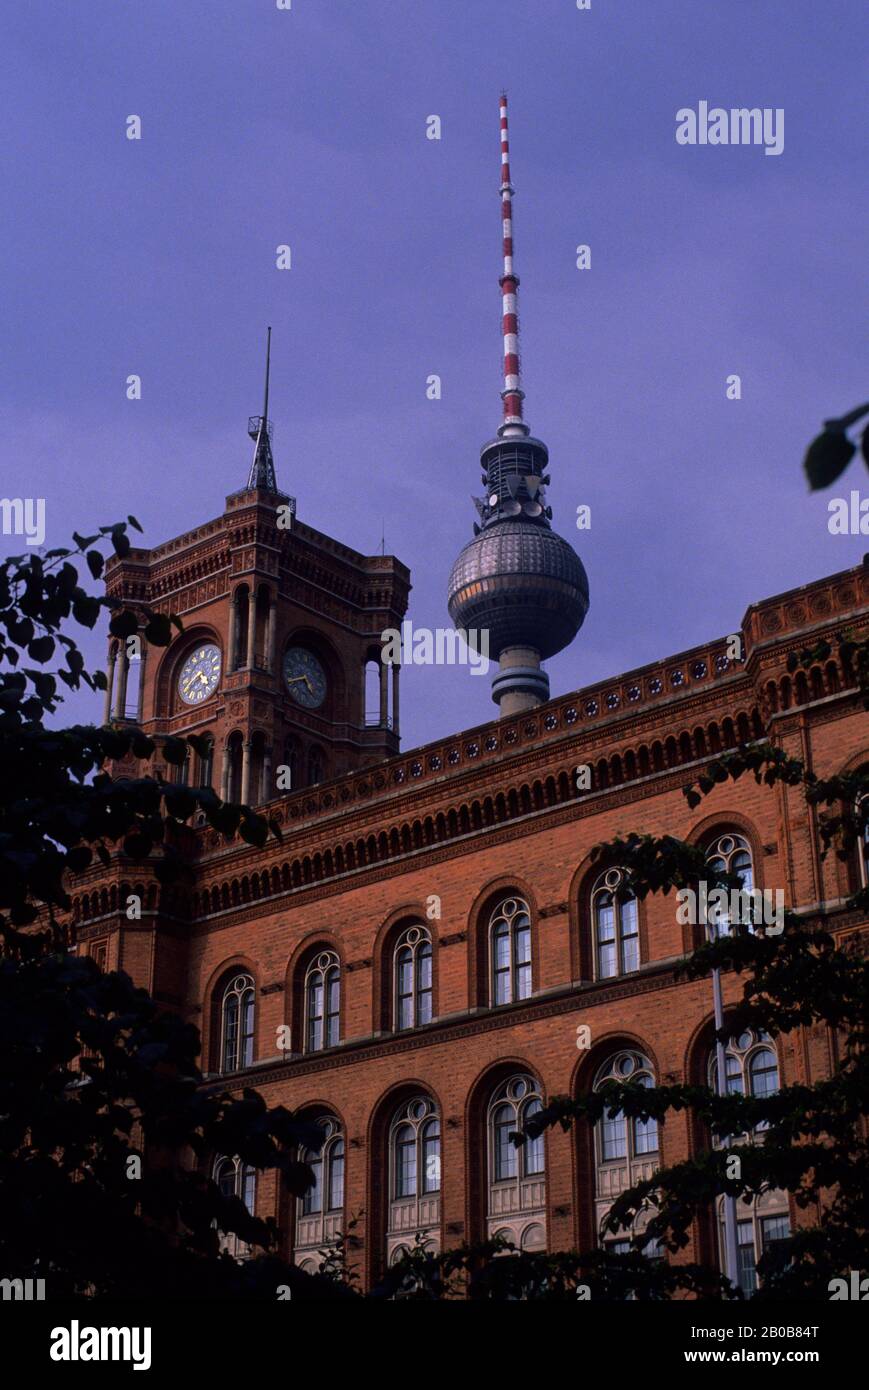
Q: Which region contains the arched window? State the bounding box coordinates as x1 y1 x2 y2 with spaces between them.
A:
295 1116 345 1266
706 832 755 937
855 777 868 889
708 1029 779 1136
214 1155 256 1260
485 1074 547 1250
196 733 214 788
591 868 639 978
490 897 532 1005
282 737 298 791
304 951 340 1052
308 745 325 787
387 1096 440 1265
221 972 255 1073
394 925 433 1030
717 1201 791 1298
593 1051 659 1247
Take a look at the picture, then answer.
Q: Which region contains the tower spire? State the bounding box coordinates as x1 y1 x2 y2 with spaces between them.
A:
498 93 528 439
247 326 277 491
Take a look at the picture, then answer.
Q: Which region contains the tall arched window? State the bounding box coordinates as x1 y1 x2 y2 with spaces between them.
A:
593 1051 659 1247
394 925 433 1030
295 1116 345 1271
387 1096 440 1265
221 972 255 1073
856 778 868 889
486 1074 547 1250
706 1031 787 1292
308 745 325 787
708 1029 779 1136
214 1155 256 1260
490 897 532 1005
706 832 755 937
591 868 639 978
196 733 214 788
282 737 298 791
304 951 340 1052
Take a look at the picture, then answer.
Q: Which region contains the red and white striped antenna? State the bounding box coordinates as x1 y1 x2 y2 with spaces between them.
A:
498 93 528 439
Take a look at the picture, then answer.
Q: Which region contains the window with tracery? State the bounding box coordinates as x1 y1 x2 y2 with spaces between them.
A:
214 1155 255 1260
490 897 532 1005
485 1074 547 1252
386 1096 440 1266
705 833 755 936
304 950 340 1052
221 972 255 1073
295 1116 345 1267
708 1029 779 1138
591 868 639 978
593 1050 660 1250
394 925 433 1030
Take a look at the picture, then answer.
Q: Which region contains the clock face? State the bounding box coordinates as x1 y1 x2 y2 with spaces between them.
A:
177 643 221 706
283 646 327 708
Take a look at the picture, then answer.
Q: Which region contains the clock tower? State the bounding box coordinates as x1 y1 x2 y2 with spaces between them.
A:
101 333 410 804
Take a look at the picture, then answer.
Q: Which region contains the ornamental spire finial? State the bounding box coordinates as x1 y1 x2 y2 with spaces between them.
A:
247 326 277 491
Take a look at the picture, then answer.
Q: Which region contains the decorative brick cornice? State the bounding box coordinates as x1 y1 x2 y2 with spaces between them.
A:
439 932 467 947
540 901 569 918
345 957 372 973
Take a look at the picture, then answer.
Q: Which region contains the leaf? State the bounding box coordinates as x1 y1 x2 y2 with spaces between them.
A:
86 550 104 580
112 526 131 558
109 610 139 639
27 635 55 663
803 429 855 490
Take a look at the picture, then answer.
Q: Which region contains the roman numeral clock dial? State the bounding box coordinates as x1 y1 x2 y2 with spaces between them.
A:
283 646 327 709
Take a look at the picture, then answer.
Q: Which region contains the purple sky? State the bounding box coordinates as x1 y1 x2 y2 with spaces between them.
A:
3 0 867 752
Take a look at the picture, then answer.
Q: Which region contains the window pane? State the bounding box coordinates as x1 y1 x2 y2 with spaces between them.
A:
596 898 615 944
328 1142 345 1211
303 1152 323 1214
749 1047 779 1098
515 924 531 966
422 1121 441 1192
223 994 239 1071
736 1219 757 1296
241 991 255 1067
598 941 617 979
241 1166 255 1214
634 1114 658 1155
395 1128 416 1197
516 961 532 1000
601 1112 627 1161
524 1099 545 1175
493 1105 518 1180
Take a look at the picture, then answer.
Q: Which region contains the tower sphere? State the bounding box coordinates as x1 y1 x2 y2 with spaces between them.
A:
447 511 589 662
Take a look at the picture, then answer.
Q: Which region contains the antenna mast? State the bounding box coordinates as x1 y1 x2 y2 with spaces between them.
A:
498 94 528 439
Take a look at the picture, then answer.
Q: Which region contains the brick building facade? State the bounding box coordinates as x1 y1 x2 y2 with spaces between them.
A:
68 489 869 1288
